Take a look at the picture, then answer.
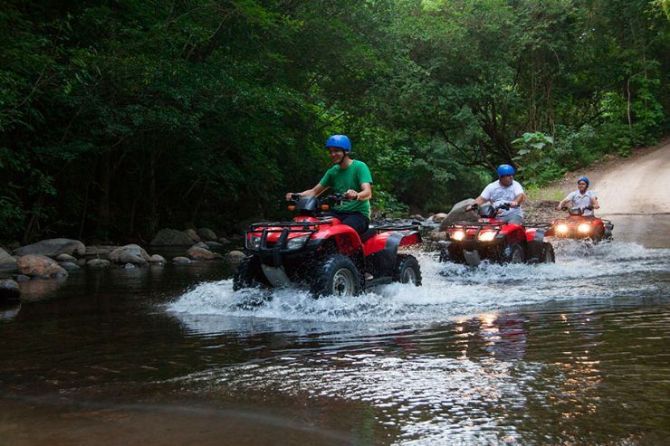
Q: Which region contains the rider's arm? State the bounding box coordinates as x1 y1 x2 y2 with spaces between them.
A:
556 194 571 210
300 183 327 197
287 184 328 201
510 193 526 208
347 183 372 201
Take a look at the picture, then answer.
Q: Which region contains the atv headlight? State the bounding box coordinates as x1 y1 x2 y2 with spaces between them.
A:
451 230 465 241
556 224 569 235
286 234 310 250
478 230 497 242
246 234 262 250
577 223 591 234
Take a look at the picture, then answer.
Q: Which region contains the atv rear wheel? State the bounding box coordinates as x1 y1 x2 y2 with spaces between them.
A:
310 254 362 297
233 256 270 290
540 242 555 263
501 243 525 264
394 254 422 286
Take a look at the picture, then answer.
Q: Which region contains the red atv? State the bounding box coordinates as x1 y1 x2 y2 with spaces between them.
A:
546 207 613 242
440 203 555 266
234 194 422 297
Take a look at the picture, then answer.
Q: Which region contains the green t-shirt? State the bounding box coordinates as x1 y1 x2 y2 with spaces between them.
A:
319 160 373 218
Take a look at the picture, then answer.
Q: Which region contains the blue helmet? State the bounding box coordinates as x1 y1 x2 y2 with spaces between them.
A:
497 164 516 177
325 134 351 152
577 176 590 186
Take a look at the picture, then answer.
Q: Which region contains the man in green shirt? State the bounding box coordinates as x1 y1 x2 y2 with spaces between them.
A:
286 134 373 234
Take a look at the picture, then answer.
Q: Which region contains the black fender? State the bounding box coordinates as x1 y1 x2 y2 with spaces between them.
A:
369 232 403 278
527 229 547 260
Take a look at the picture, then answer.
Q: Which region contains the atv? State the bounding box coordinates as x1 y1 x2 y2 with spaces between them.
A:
234 193 422 297
546 207 613 242
440 203 555 266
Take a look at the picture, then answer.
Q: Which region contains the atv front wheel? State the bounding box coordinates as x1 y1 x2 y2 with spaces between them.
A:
310 254 362 297
394 254 422 286
233 256 270 290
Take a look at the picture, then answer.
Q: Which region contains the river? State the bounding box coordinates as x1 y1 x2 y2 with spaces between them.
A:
1 233 670 445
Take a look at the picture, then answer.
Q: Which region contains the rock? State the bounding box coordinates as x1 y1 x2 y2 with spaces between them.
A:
225 250 246 266
197 228 218 241
187 246 222 260
16 275 30 282
0 279 20 301
17 255 68 279
14 238 86 258
218 237 231 245
149 254 166 264
123 263 136 269
87 259 111 269
150 229 194 246
205 241 224 250
192 241 209 249
172 256 192 265
56 253 77 262
109 244 150 265
184 228 201 243
85 245 119 258
439 198 478 230
0 248 18 272
431 212 449 223
77 258 87 266
410 214 425 221
59 262 80 271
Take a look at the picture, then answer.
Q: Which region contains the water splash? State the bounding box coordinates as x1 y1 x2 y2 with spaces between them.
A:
167 242 670 332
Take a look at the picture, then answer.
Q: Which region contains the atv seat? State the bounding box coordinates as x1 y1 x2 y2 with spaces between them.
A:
360 228 377 243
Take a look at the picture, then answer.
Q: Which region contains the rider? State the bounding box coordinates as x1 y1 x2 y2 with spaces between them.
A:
556 176 600 216
286 134 373 234
468 164 526 224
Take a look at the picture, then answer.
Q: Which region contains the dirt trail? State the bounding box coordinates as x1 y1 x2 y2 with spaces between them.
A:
594 142 670 215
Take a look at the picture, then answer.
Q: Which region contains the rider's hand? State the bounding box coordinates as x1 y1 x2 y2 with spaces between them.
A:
286 192 297 201
509 201 519 208
465 204 473 212
344 189 359 200
555 205 561 211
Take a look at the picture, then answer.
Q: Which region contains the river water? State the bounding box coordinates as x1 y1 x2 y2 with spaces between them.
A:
2 235 670 445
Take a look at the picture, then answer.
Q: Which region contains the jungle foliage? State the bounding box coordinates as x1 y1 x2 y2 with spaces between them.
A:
1 0 669 242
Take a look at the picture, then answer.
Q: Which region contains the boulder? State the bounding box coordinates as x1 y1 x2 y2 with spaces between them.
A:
149 254 166 264
410 214 425 221
430 212 449 223
172 256 192 265
16 275 30 282
0 279 20 302
59 261 80 271
187 246 222 260
205 241 224 250
14 238 85 258
192 241 209 249
17 255 68 279
225 250 245 266
197 227 218 241
0 248 17 273
85 245 119 258
218 237 231 245
56 253 77 262
184 228 201 243
87 259 111 269
150 229 194 246
439 198 478 230
109 244 151 265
